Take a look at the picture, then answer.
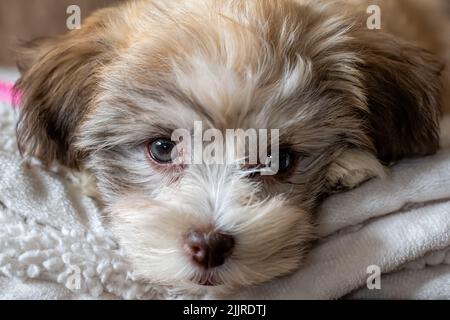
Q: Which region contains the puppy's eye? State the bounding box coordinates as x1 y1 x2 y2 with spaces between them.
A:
278 150 293 173
148 138 176 163
266 149 295 175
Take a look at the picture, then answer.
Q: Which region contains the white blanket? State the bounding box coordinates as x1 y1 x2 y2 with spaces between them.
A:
0 70 449 299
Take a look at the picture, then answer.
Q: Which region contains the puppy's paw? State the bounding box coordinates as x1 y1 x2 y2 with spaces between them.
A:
326 149 387 192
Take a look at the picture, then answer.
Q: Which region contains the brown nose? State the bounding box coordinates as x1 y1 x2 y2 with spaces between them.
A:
184 229 235 269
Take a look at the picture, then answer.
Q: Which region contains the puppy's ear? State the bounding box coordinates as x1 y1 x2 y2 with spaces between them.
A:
15 9 118 168
15 38 53 75
356 31 443 163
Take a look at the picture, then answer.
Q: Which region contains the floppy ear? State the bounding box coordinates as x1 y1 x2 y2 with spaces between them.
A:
357 31 443 163
15 9 118 168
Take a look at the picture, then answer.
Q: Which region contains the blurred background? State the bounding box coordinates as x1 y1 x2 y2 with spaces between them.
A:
0 0 121 67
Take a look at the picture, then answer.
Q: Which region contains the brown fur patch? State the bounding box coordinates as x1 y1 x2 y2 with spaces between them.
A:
15 5 127 167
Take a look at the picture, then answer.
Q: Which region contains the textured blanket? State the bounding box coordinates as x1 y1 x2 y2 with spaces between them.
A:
0 70 449 299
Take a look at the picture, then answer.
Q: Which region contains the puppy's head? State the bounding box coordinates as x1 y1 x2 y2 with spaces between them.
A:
16 0 442 294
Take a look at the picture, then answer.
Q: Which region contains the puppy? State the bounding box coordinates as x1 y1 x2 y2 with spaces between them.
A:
15 0 448 295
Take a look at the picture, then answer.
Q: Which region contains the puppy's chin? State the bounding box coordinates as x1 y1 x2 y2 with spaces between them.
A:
107 192 314 295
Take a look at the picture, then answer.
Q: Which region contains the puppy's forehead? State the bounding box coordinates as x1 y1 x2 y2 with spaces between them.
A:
128 2 317 131
95 0 366 148
170 51 313 130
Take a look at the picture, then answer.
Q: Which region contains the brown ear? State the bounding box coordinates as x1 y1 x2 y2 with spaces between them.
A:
15 38 53 74
15 8 119 168
357 31 443 163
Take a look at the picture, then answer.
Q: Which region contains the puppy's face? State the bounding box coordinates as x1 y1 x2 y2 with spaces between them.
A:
16 0 442 294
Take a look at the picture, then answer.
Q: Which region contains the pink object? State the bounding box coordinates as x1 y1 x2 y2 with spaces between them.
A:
0 81 21 106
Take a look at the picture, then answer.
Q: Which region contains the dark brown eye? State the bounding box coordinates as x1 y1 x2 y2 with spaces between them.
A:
278 150 293 173
148 138 176 163
265 149 295 175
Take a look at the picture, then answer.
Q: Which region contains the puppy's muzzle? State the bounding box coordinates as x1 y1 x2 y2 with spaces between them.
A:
184 229 235 269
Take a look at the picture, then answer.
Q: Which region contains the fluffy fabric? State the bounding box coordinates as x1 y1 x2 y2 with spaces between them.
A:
0 71 449 299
